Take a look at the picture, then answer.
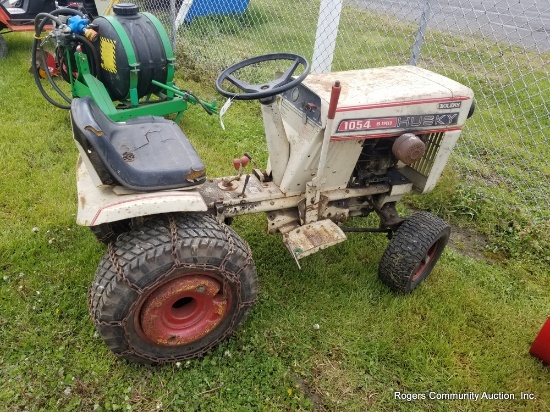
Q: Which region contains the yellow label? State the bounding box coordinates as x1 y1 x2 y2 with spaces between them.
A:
100 37 117 74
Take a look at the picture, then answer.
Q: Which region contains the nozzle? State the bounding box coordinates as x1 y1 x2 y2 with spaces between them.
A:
83 28 98 42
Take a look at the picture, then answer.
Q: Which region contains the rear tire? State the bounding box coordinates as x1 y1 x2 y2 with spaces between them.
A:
378 212 450 294
88 214 258 364
0 35 7 59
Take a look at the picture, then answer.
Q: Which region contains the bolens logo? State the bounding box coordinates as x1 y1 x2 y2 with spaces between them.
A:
337 113 460 133
438 101 462 109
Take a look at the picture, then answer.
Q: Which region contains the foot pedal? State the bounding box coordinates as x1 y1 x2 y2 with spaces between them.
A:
283 220 347 261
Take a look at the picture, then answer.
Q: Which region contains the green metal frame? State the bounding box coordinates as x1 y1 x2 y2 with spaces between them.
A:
73 51 118 117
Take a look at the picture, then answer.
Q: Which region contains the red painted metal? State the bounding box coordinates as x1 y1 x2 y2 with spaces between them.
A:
530 317 550 365
90 192 204 225
0 7 10 25
335 96 471 113
412 241 439 282
327 80 341 120
10 24 51 31
233 158 241 171
139 274 229 346
330 127 463 141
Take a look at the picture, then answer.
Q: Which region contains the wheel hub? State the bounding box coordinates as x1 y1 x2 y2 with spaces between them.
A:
140 274 229 346
412 242 439 282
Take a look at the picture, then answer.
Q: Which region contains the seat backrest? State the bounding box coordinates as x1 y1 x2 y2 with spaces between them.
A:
70 97 118 185
70 97 206 191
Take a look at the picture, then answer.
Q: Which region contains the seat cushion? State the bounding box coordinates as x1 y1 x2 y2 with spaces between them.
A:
71 97 206 191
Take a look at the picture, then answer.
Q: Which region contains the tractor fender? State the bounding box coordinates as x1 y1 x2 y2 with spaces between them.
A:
76 156 207 226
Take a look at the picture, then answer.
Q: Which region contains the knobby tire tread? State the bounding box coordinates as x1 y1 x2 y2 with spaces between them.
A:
88 214 257 364
378 211 450 294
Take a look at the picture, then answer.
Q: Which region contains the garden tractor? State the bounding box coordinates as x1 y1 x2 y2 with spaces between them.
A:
35 4 475 364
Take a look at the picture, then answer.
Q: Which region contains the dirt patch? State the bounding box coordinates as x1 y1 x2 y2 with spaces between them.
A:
448 223 492 262
406 207 493 262
292 374 325 411
293 353 379 411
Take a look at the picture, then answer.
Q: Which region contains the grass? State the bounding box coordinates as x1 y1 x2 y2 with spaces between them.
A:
1 25 550 412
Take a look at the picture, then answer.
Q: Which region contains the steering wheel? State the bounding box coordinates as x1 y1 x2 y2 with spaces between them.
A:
216 53 310 101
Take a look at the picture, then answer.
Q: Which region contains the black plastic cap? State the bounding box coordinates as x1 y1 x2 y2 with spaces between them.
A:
113 3 139 16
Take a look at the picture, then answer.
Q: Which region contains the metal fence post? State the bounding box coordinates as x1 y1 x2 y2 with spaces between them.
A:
311 0 344 74
175 0 194 29
170 0 177 50
409 0 432 66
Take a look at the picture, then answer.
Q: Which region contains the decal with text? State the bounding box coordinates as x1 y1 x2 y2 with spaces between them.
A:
337 113 460 133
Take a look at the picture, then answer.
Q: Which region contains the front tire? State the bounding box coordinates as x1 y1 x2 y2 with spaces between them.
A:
378 212 450 294
88 214 258 364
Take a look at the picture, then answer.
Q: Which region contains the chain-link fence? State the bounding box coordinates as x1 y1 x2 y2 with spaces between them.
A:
135 0 549 222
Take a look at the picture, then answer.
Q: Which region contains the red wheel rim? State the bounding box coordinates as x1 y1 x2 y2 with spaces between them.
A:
139 274 229 346
411 241 440 282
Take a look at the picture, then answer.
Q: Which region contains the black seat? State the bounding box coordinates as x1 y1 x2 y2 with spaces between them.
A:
70 97 206 191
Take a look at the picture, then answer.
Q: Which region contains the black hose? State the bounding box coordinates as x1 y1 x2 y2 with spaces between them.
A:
182 89 215 115
57 46 71 83
32 12 73 108
32 10 96 109
73 33 100 77
34 12 63 31
31 40 71 109
41 44 72 104
49 7 86 18
37 12 70 89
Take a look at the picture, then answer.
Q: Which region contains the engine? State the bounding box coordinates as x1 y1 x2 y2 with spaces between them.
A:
351 139 396 186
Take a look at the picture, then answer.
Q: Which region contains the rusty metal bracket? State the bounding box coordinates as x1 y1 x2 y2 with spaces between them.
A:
368 199 404 230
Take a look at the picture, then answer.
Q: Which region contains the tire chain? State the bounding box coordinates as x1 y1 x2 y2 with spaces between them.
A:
90 214 258 364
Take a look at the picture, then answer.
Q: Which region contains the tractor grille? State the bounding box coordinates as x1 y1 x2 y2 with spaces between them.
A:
410 132 445 176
